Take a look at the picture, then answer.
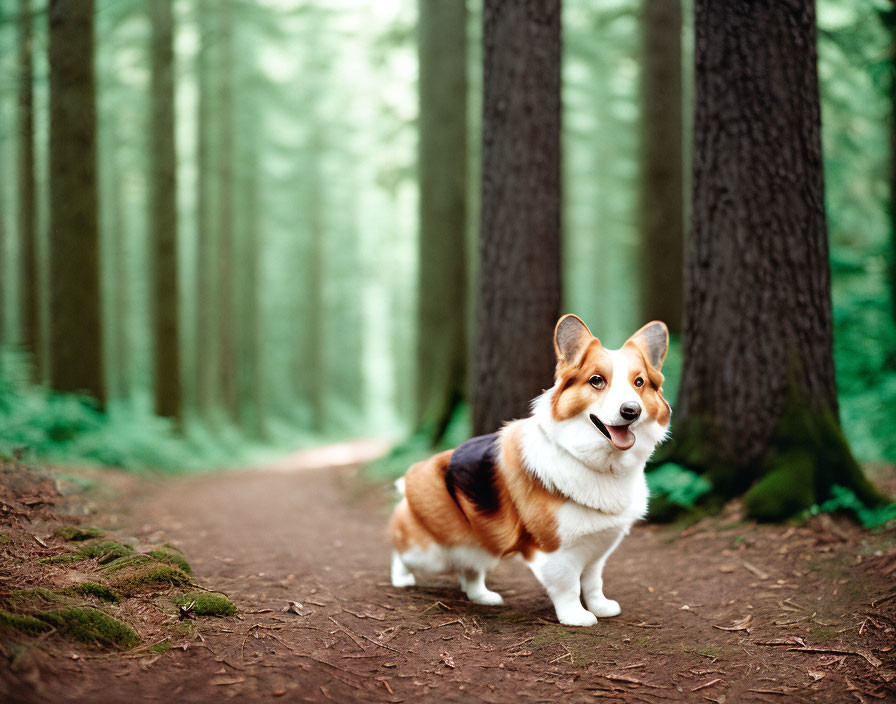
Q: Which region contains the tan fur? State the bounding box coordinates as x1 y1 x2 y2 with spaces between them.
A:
390 427 562 560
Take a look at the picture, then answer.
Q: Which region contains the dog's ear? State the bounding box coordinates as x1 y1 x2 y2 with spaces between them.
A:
626 321 669 370
554 314 594 364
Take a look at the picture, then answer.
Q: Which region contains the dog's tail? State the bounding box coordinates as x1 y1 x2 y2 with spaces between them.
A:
394 476 406 497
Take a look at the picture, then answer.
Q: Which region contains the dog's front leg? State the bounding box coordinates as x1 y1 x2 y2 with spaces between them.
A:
581 528 626 617
528 551 596 627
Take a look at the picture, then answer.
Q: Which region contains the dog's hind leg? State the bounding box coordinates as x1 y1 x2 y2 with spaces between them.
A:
458 569 503 605
391 551 416 588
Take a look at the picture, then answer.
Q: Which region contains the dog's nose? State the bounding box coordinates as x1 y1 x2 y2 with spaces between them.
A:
620 402 641 422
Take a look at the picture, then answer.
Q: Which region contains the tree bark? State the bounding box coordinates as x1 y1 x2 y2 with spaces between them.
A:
639 0 683 334
47 0 105 402
195 0 218 419
18 0 40 376
216 0 238 423
415 0 468 444
474 0 562 436
672 0 883 519
149 0 182 423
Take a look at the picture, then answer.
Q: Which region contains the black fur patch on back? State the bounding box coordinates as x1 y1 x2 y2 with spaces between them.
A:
445 433 501 514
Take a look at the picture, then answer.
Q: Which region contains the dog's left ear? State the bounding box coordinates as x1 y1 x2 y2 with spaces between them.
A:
627 321 669 371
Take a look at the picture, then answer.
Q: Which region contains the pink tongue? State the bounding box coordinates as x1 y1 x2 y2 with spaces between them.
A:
606 425 635 451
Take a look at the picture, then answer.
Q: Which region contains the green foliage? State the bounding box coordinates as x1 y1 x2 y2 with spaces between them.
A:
646 462 712 521
810 485 896 528
175 592 237 617
647 463 712 507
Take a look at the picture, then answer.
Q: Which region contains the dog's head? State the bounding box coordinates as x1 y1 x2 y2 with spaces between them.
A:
547 314 671 455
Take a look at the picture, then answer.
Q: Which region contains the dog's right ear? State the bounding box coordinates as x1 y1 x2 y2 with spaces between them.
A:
554 314 594 365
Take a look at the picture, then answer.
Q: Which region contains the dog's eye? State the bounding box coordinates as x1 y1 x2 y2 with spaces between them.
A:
589 375 606 390
634 377 645 388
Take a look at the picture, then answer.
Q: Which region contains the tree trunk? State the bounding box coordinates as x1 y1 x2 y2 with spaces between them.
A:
195 0 218 419
473 0 562 436
672 0 883 519
47 0 105 403
415 0 468 444
639 0 683 334
216 0 238 423
18 0 40 376
300 154 326 433
149 0 182 423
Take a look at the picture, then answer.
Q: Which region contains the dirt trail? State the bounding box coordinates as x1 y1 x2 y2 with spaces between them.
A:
6 456 896 704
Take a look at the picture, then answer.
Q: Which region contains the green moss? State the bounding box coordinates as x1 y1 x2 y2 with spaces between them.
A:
99 553 153 573
36 607 138 649
9 588 68 610
810 625 839 642
54 525 103 541
0 609 53 636
38 552 83 565
78 540 135 562
40 539 135 566
66 582 121 603
687 645 723 659
175 592 236 617
149 545 192 575
107 560 190 591
149 640 172 654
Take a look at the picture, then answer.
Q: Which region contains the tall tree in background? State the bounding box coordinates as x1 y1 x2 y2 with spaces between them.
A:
639 0 683 334
474 0 562 436
195 0 218 419
47 0 105 402
149 0 182 422
216 0 238 422
18 0 40 376
672 0 883 519
415 0 467 444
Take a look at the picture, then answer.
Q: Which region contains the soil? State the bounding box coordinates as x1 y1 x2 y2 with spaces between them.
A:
1 449 895 704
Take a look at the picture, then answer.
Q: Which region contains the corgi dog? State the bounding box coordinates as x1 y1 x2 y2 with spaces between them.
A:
389 314 670 626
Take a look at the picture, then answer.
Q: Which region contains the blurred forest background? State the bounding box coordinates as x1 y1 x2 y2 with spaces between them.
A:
0 0 893 476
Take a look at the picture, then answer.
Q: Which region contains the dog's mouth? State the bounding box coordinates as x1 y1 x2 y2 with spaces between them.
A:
589 414 636 451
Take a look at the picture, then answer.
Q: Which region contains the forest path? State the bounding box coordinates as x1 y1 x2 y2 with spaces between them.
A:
25 457 896 703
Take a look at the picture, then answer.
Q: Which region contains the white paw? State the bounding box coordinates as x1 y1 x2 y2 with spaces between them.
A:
391 573 416 588
468 590 504 606
587 598 621 618
557 607 598 627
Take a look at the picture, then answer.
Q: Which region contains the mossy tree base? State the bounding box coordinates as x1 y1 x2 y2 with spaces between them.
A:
656 395 889 522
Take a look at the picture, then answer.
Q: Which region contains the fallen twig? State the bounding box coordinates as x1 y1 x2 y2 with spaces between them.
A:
691 678 722 692
786 646 881 668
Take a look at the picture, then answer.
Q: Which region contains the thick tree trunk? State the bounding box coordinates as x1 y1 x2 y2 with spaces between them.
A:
300 159 326 433
18 0 40 376
195 0 218 419
149 0 182 423
639 0 683 334
239 123 266 439
672 0 882 519
216 0 238 423
47 0 105 402
473 0 562 436
415 0 468 444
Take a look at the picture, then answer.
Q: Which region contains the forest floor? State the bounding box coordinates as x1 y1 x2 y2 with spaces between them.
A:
1 447 895 704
